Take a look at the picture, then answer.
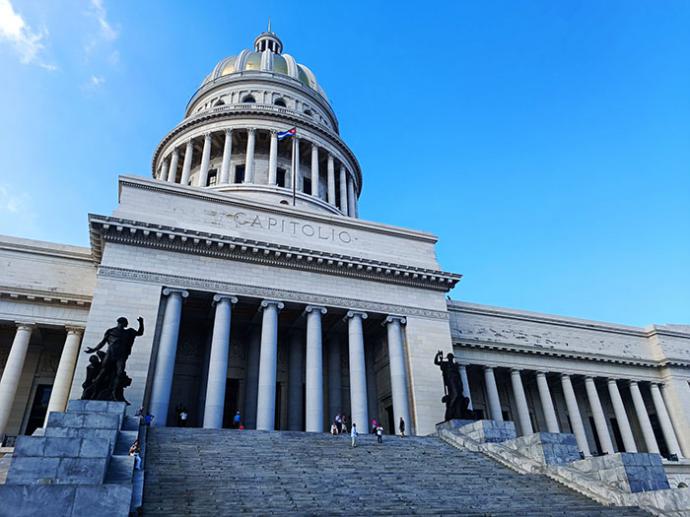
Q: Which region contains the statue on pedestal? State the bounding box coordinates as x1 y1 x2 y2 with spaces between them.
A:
81 316 144 405
434 350 471 421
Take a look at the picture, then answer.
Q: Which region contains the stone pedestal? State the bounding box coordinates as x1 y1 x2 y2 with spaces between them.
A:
437 419 516 443
0 400 137 516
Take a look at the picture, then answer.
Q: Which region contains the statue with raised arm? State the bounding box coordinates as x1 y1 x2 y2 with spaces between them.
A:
81 316 144 404
434 350 471 421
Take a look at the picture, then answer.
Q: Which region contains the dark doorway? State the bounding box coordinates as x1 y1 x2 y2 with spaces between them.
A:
236 165 246 183
385 405 394 435
589 417 603 454
275 383 282 430
25 384 52 436
610 418 624 452
649 414 670 458
223 379 240 428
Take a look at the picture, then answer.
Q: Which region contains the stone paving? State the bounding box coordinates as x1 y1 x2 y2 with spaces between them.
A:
142 428 649 516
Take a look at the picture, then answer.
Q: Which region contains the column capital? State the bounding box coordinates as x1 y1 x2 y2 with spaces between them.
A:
247 127 256 134
304 305 327 315
172 147 180 155
213 293 238 305
628 379 639 387
607 378 619 385
64 325 85 336
346 310 368 320
535 370 548 376
162 287 189 298
260 299 284 311
203 131 212 139
14 321 35 331
383 315 407 326
224 127 233 135
560 372 572 379
186 138 194 147
483 365 495 372
510 368 523 375
270 129 278 135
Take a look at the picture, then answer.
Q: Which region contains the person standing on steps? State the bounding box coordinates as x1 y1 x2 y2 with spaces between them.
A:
179 406 188 427
335 414 342 434
376 425 383 444
233 410 241 429
399 417 406 438
351 423 358 448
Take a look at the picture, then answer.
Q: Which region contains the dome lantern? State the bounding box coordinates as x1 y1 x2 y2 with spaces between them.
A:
254 20 283 54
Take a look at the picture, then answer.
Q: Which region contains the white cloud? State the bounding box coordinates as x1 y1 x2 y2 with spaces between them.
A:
89 74 105 87
88 0 118 42
0 184 29 214
0 0 55 69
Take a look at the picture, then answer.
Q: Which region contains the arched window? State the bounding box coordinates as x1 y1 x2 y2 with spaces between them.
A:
242 94 256 103
274 98 286 107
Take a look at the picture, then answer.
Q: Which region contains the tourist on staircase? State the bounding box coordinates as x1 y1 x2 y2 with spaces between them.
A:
351 423 358 448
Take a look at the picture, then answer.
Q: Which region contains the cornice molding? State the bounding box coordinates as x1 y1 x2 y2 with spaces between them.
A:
97 265 450 321
88 214 460 292
0 286 91 309
449 301 690 340
454 339 690 370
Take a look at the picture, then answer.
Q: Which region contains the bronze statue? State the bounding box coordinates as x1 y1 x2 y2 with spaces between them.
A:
81 316 144 404
434 350 470 421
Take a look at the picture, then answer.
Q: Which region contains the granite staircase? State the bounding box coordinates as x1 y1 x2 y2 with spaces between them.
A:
143 428 649 516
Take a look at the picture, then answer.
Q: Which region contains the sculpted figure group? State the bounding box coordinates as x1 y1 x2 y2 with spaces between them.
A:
81 316 144 405
434 350 472 421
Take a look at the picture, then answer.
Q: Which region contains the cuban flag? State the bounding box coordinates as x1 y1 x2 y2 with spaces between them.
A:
277 127 297 141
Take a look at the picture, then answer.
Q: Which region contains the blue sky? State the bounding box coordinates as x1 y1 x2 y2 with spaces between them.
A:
0 1 688 327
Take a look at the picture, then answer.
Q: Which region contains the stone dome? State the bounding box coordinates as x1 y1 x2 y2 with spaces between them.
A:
200 29 328 101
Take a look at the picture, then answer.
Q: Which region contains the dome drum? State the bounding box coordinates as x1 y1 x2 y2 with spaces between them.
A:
153 125 360 217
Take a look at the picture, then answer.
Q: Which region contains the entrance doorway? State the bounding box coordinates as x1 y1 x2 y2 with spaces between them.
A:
223 379 240 428
25 384 52 436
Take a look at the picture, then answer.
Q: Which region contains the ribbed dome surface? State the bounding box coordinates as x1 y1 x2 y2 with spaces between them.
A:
201 48 328 101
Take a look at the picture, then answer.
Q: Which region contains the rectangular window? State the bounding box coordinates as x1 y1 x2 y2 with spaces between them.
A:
207 169 218 186
235 165 245 183
277 167 286 188
303 177 312 196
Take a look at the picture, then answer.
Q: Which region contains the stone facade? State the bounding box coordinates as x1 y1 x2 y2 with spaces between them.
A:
0 29 687 514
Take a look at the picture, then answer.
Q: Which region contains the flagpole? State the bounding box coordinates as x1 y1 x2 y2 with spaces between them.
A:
291 137 297 206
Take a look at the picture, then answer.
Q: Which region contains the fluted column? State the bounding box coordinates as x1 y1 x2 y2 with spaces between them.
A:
245 128 256 183
385 316 412 435
347 175 357 217
219 129 233 184
585 376 614 454
650 383 682 458
294 137 302 192
607 379 637 452
310 143 319 197
243 328 261 429
561 374 591 456
203 294 238 429
159 158 169 182
628 381 659 453
168 148 179 183
256 300 284 431
558 374 590 455
510 369 533 435
327 154 336 205
268 130 278 185
149 288 188 426
459 364 473 410
339 166 348 214
346 311 369 430
44 326 83 425
305 306 327 432
327 334 342 423
287 331 304 431
536 371 559 433
197 132 212 187
0 323 34 440
483 366 503 421
180 140 194 185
